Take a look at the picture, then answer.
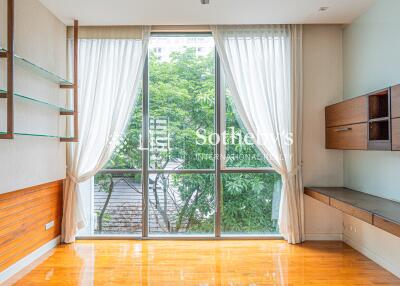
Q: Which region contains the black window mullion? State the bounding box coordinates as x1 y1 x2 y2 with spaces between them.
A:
142 55 149 238
215 51 222 238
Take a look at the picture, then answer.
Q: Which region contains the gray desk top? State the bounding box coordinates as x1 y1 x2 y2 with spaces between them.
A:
305 187 400 225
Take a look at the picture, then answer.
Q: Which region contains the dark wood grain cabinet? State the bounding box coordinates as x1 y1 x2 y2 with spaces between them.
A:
326 85 400 151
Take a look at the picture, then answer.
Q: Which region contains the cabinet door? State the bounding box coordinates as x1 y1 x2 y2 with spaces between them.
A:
325 96 368 128
392 118 400 151
391 85 400 119
326 123 367 150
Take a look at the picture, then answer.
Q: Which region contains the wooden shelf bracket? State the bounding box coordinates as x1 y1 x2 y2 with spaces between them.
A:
60 20 79 143
0 0 14 140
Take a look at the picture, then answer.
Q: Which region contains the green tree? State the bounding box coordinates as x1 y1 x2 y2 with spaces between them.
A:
95 47 280 234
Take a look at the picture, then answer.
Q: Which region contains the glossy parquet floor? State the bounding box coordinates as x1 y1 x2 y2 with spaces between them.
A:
5 240 400 285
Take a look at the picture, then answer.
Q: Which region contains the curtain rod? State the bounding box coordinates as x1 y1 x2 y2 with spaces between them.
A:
66 25 212 33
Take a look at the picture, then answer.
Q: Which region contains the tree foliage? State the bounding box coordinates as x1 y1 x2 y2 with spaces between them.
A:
95 46 280 234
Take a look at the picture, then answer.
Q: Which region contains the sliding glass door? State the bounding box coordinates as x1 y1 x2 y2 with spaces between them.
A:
89 33 280 238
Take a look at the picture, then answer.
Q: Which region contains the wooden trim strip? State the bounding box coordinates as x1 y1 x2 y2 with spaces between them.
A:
61 20 79 142
330 198 373 224
6 0 14 139
60 111 74 116
73 20 79 142
60 137 79 142
0 133 13 139
304 188 330 205
59 84 74 89
373 215 400 238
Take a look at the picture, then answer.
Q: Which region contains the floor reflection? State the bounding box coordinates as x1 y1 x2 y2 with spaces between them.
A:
7 240 400 285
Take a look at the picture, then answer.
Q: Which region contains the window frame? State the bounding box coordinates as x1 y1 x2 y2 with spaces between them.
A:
83 32 279 240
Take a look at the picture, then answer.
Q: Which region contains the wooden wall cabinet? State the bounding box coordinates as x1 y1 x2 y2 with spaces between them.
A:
326 85 400 151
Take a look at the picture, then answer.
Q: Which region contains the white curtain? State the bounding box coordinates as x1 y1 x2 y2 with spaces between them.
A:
62 27 151 243
212 25 304 244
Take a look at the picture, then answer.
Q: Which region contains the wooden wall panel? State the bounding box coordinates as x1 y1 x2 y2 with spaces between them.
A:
0 180 63 273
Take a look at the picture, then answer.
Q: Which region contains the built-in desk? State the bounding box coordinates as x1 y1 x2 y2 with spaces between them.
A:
305 187 400 238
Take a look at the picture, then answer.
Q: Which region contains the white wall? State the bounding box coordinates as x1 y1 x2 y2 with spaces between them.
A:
343 0 400 202
0 0 67 194
343 214 400 278
342 0 400 277
302 25 344 240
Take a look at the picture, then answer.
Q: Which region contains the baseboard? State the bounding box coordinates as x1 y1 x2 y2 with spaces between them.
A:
0 236 61 284
343 234 400 278
305 233 343 241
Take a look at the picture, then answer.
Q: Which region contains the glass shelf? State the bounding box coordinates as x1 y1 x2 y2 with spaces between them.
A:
0 88 73 113
0 131 73 139
0 47 73 86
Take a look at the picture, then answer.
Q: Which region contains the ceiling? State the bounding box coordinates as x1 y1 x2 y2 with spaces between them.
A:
38 0 375 26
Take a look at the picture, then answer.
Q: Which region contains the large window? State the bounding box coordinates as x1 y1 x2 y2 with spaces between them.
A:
90 33 280 237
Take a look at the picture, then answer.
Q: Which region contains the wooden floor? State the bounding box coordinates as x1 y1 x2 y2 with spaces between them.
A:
5 240 400 285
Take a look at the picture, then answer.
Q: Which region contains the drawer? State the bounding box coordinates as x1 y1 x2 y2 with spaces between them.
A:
326 123 367 150
392 118 400 151
391 84 400 119
330 198 373 224
304 189 329 205
373 215 400 238
325 96 368 128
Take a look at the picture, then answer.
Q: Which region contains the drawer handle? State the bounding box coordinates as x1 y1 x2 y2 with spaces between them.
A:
335 127 352 132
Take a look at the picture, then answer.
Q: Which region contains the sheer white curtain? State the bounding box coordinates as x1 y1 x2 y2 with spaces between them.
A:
212 25 304 244
62 27 150 243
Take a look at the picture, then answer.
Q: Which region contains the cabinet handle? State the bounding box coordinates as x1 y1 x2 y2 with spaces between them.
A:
335 127 352 132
